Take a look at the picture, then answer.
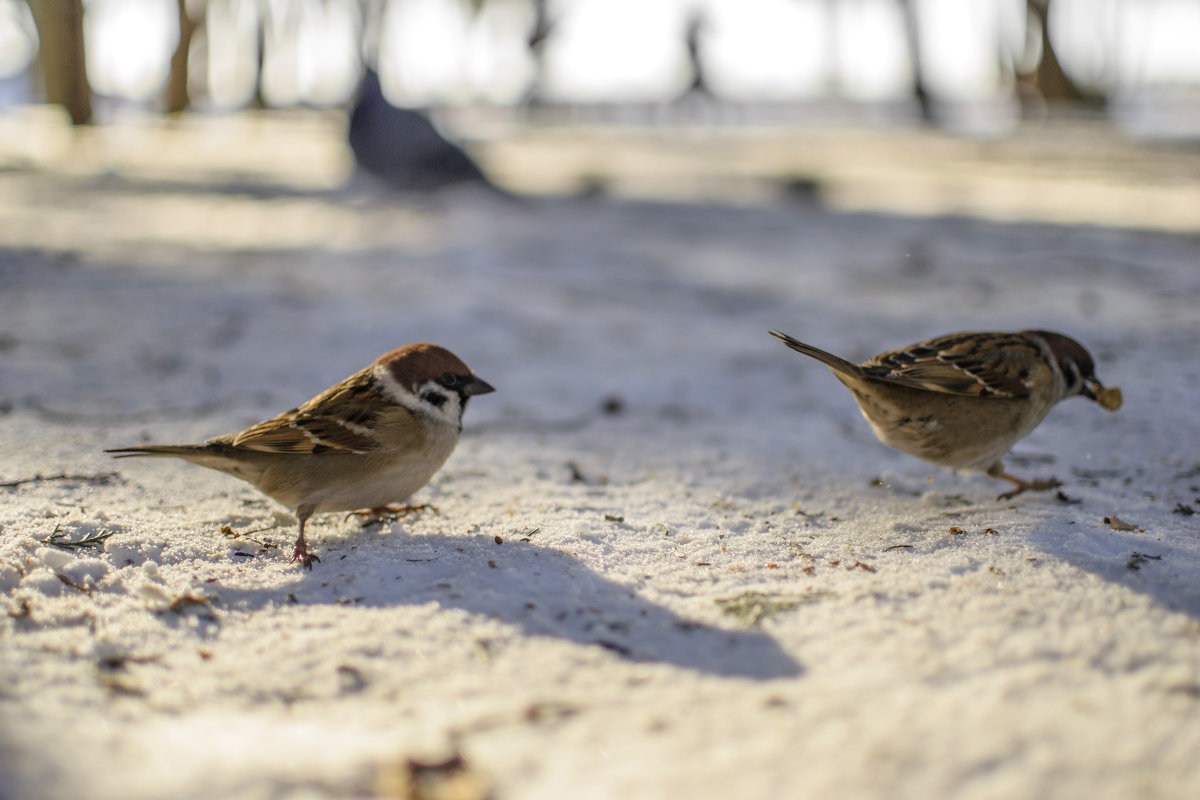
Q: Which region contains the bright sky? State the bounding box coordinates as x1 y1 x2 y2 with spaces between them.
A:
1 0 1198 110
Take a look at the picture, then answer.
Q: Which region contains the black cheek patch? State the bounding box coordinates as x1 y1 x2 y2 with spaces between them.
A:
421 391 448 409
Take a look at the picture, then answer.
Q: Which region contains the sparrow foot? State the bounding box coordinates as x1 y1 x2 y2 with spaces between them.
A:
996 474 1063 501
348 504 439 526
291 537 321 569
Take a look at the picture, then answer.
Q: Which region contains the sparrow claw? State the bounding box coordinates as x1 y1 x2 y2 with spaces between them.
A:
291 539 320 569
996 476 1063 501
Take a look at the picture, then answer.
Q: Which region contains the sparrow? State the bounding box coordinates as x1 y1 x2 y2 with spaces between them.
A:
107 343 495 567
769 329 1121 499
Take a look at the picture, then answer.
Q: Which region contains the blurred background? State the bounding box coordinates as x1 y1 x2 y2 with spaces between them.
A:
6 10 1200 800
1 0 1198 227
6 0 1200 126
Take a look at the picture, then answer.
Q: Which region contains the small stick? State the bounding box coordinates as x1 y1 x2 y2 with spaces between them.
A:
1 472 119 489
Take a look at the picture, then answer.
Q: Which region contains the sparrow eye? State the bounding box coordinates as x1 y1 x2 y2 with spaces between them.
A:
440 373 461 388
420 390 448 409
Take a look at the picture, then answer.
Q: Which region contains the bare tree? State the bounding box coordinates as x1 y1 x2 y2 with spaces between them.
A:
1022 0 1101 104
899 0 935 122
164 0 202 113
523 0 554 105
27 0 92 124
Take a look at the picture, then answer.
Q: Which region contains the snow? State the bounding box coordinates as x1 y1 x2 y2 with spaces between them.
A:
2 114 1200 799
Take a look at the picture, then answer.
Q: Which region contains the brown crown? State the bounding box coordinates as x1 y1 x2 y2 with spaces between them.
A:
1024 330 1096 379
377 343 473 391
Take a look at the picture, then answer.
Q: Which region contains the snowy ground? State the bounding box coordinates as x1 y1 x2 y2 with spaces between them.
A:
2 113 1200 800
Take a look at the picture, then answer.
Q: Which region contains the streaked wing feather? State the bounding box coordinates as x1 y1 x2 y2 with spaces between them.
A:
863 333 1033 399
231 369 382 454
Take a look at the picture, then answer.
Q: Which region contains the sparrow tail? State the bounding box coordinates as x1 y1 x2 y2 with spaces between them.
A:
105 445 211 459
106 443 263 483
769 330 865 379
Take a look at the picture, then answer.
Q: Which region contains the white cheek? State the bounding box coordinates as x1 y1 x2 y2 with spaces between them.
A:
434 393 463 427
375 365 421 409
1064 365 1082 395
416 380 463 428
374 368 463 428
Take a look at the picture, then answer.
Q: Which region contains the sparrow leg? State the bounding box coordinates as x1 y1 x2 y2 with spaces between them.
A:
291 509 320 569
348 504 439 526
994 472 1063 501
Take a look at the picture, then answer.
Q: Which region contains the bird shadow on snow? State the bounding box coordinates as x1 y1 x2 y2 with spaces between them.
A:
216 529 802 681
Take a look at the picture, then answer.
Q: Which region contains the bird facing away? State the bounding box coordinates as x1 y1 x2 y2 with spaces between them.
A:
769 329 1121 499
107 344 495 567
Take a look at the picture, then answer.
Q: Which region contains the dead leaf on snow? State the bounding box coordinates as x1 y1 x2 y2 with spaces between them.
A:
376 751 492 800
1103 515 1142 532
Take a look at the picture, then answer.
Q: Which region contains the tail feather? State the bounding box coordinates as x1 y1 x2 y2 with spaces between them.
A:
769 329 864 379
105 443 237 472
105 445 211 459
106 442 264 483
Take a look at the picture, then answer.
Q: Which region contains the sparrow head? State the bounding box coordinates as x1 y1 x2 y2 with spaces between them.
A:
1027 330 1120 410
374 343 495 428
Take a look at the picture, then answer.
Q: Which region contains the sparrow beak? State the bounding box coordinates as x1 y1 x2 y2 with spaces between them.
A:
462 376 495 396
1079 382 1098 401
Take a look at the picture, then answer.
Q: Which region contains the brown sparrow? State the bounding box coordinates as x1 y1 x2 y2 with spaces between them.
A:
107 343 494 567
769 329 1121 499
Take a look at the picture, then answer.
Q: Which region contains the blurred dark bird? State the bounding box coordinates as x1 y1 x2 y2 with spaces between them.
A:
348 68 495 192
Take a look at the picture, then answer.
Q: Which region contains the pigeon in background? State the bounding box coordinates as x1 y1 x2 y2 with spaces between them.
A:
347 68 496 192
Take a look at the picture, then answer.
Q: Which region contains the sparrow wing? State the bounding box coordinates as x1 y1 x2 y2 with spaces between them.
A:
862 332 1036 399
230 368 383 454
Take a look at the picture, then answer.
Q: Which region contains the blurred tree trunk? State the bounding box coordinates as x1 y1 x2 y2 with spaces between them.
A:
524 0 552 105
900 0 934 122
677 8 712 98
164 0 201 113
27 0 93 125
251 6 267 109
1023 0 1098 104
